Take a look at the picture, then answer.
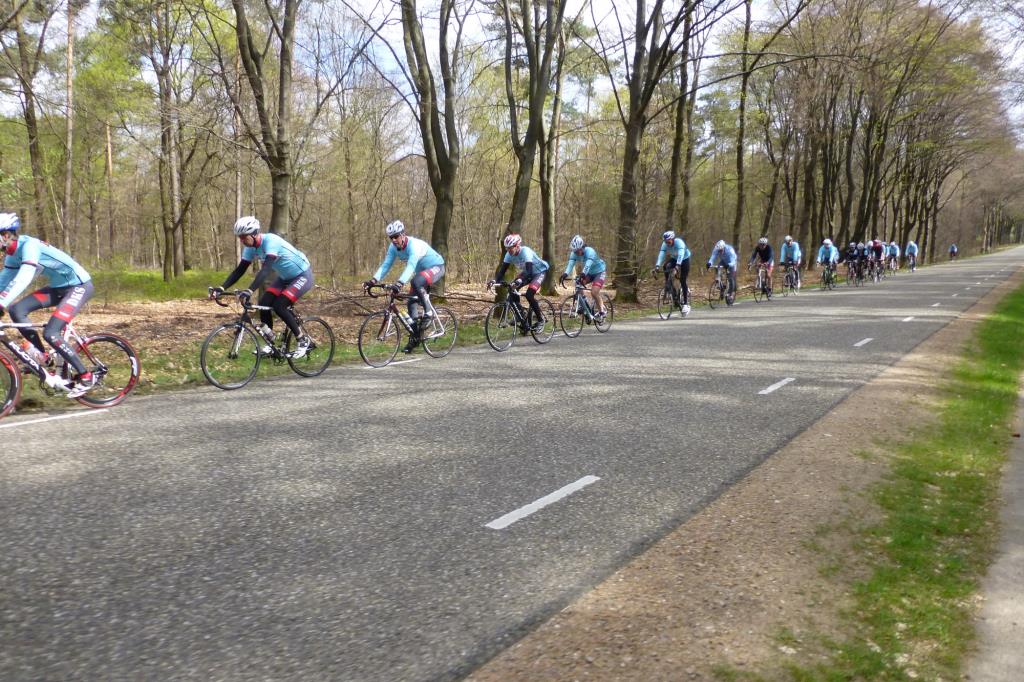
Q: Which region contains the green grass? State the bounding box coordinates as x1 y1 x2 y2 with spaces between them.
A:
90 269 220 303
773 282 1024 681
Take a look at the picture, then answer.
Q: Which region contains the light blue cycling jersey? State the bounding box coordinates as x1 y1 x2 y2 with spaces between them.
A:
817 244 839 263
242 233 311 281
504 245 549 273
905 242 918 255
656 238 691 267
564 245 606 276
0 235 91 308
887 244 901 257
706 244 738 269
780 241 802 263
373 235 445 284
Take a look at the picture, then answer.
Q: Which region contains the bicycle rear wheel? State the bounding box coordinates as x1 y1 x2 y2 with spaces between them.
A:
485 303 516 351
594 293 613 333
285 316 335 377
201 324 260 390
0 349 22 420
422 307 458 358
560 295 585 337
358 311 401 368
529 299 556 344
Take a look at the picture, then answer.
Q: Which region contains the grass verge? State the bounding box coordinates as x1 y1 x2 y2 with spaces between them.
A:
720 281 1024 681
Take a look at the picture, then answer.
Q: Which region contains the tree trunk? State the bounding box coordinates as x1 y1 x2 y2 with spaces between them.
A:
13 15 51 243
614 118 644 302
731 0 752 247
62 1 74 251
105 123 116 259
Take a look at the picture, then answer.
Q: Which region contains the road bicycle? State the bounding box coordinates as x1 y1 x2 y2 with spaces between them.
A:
0 320 140 420
653 266 686 319
357 283 458 368
707 265 735 309
888 256 899 276
484 281 555 351
560 277 613 337
819 262 837 290
201 289 336 389
751 263 773 302
781 262 799 296
908 253 917 272
870 258 883 283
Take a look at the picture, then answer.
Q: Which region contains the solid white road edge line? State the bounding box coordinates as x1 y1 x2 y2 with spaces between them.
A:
854 338 873 347
0 409 109 430
485 475 601 530
759 377 796 395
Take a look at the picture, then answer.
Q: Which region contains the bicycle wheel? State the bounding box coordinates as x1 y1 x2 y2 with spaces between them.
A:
68 333 141 407
284 316 335 377
422 307 458 358
200 323 261 390
529 298 556 344
358 311 402 368
0 349 22 420
753 275 763 302
656 289 675 320
485 303 517 352
559 295 585 337
708 281 722 309
594 293 613 333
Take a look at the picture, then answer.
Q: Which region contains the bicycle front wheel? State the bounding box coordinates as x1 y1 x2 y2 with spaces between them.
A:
530 299 556 344
753 276 763 302
708 281 722 309
201 323 261 390
286 316 336 377
0 349 22 420
485 303 516 352
422 307 458 358
594 293 613 333
560 295 585 337
358 311 402 368
656 289 674 320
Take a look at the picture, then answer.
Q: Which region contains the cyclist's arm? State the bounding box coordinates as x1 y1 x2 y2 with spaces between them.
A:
247 255 278 291
655 243 667 267
0 262 39 308
495 261 511 282
564 251 578 277
221 259 253 289
372 244 398 282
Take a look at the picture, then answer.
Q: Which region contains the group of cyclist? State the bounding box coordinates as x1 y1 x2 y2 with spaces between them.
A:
0 204 960 402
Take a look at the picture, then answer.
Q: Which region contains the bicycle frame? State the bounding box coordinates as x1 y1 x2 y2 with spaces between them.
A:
211 289 313 358
0 321 86 383
365 284 445 339
567 282 596 319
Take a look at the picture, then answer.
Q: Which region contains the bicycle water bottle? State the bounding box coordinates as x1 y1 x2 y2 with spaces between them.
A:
21 340 45 365
398 310 414 328
258 324 276 343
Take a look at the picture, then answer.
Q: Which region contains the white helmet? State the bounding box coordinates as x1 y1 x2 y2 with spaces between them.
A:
385 220 405 238
784 235 792 242
714 239 725 250
0 212 20 232
823 238 832 247
662 230 675 241
758 237 768 245
857 242 865 249
569 234 585 250
890 240 896 246
503 233 522 249
233 216 260 236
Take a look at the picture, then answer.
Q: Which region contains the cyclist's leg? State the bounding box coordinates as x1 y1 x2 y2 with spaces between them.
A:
765 262 774 291
272 271 314 339
524 272 547 323
7 288 54 355
587 272 607 313
727 266 737 298
41 282 95 375
678 259 691 305
409 265 445 323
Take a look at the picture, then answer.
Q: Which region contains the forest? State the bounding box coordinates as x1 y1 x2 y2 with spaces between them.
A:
1 0 1023 300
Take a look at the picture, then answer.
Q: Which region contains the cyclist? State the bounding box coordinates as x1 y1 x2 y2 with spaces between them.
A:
0 212 97 397
949 243 958 260
211 216 314 359
364 220 445 354
905 240 919 271
489 233 549 332
560 234 608 321
816 238 839 281
747 237 774 294
705 240 738 302
868 238 885 277
651 230 692 315
854 241 869 281
779 235 802 290
840 241 859 280
887 241 901 271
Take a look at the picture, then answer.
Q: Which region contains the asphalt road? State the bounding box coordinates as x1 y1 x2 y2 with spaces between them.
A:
1 248 1021 681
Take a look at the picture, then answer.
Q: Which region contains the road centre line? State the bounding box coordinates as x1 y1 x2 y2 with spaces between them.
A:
853 338 873 347
931 303 941 307
485 476 601 530
759 377 796 395
0 409 109 430
902 316 915 322
952 293 959 297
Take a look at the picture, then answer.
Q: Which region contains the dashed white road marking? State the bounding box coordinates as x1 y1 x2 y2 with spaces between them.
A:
854 338 873 347
485 475 601 529
931 303 941 307
759 377 796 395
362 357 423 369
0 409 109 430
952 294 959 298
902 316 915 322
